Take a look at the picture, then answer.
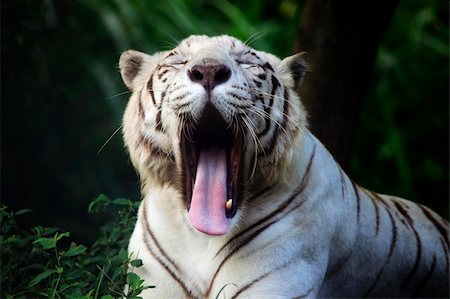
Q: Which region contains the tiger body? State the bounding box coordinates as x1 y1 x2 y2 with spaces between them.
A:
119 35 449 298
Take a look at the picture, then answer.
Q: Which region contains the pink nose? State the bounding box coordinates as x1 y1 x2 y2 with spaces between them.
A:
188 64 231 91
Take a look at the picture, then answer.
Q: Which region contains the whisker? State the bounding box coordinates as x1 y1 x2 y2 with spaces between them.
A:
251 89 302 130
249 106 290 136
244 31 267 47
167 35 180 47
105 90 132 100
238 109 266 181
97 124 123 155
156 37 179 50
242 116 260 181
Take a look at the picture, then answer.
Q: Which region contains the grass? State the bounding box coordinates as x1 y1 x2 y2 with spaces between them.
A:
1 195 153 298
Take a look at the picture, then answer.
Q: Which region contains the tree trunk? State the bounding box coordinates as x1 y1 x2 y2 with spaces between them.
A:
295 0 397 171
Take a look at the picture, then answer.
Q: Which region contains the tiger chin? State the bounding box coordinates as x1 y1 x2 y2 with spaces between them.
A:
119 35 449 298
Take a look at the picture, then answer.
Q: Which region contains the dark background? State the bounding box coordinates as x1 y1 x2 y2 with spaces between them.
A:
2 0 448 244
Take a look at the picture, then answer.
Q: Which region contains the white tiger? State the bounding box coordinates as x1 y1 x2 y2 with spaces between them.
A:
119 35 449 298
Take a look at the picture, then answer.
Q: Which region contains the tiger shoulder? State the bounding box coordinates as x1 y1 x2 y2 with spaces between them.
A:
118 34 449 298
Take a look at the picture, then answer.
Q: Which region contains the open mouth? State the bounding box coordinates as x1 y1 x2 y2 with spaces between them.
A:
180 101 243 236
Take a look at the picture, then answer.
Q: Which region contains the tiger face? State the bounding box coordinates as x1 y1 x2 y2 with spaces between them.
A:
120 35 308 236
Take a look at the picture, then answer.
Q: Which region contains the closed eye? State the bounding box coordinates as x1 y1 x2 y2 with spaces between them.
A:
172 61 187 69
235 60 254 69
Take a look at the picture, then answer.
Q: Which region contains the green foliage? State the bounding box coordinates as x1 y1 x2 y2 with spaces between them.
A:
351 1 448 215
81 0 299 56
0 196 154 298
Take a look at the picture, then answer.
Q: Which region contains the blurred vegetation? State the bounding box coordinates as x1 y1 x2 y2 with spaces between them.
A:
1 197 152 298
351 2 449 216
1 0 448 251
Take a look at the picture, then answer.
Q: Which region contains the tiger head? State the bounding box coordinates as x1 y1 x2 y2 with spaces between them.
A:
120 35 308 236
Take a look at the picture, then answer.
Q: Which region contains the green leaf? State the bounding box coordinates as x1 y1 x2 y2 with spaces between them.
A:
112 198 130 206
28 269 55 287
126 272 140 286
41 227 59 236
15 209 33 216
64 245 87 257
33 237 56 249
88 194 111 213
130 259 143 267
56 266 64 274
118 248 128 260
101 295 114 299
111 266 123 281
55 232 70 241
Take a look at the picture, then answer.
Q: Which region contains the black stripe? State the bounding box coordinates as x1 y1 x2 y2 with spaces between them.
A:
160 91 167 102
350 181 361 224
247 186 274 202
256 101 273 138
270 75 280 95
250 51 259 58
261 121 278 155
257 73 267 80
402 225 422 287
372 193 398 257
155 110 163 132
141 234 190 294
419 205 449 248
228 101 251 110
440 237 449 272
158 69 169 80
256 75 279 138
147 74 156 106
252 79 262 88
292 289 314 299
279 89 290 134
206 145 316 296
326 250 353 279
412 254 437 298
262 62 274 72
172 92 191 102
165 51 176 58
393 200 414 230
259 88 289 156
384 204 398 258
140 201 192 297
173 101 192 111
139 136 175 162
142 201 181 272
230 260 304 299
362 202 397 297
364 190 380 236
338 167 345 199
138 89 144 119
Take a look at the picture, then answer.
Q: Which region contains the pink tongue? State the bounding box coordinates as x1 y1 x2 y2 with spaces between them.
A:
188 147 229 236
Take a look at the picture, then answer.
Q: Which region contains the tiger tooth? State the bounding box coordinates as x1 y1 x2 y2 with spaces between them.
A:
226 199 233 210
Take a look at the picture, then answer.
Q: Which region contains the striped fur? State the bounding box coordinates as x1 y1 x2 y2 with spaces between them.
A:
119 35 449 298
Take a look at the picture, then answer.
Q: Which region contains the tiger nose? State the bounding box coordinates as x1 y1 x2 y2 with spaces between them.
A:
188 64 231 91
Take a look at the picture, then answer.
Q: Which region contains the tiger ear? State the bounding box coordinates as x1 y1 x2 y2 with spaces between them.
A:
119 50 150 91
280 52 309 89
